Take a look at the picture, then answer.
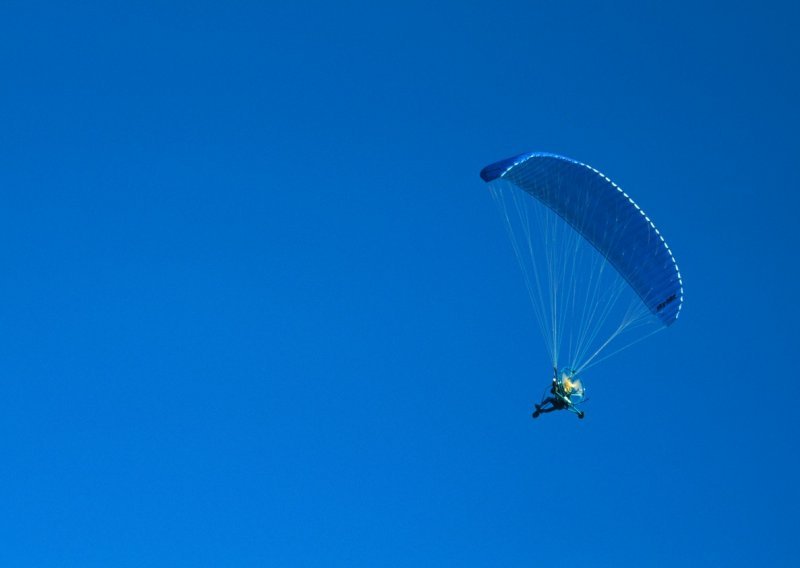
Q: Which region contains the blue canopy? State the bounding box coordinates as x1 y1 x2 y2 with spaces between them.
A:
481 152 683 326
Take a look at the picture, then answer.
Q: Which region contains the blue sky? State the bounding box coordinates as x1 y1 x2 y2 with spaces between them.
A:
1 1 798 565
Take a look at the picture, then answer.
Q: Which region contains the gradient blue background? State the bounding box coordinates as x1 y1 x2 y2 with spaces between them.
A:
1 1 797 565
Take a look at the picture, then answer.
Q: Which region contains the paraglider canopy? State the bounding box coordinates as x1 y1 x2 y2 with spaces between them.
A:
482 152 683 328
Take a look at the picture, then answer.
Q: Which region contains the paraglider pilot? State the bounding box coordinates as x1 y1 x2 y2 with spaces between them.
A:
532 368 585 419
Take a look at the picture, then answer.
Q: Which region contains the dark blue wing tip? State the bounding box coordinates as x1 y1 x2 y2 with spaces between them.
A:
480 152 533 182
662 302 682 327
479 152 572 182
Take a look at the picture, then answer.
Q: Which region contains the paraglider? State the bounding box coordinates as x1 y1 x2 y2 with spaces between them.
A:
481 152 683 420
532 367 586 419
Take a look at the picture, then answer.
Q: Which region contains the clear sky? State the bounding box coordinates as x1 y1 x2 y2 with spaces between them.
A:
1 1 798 566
